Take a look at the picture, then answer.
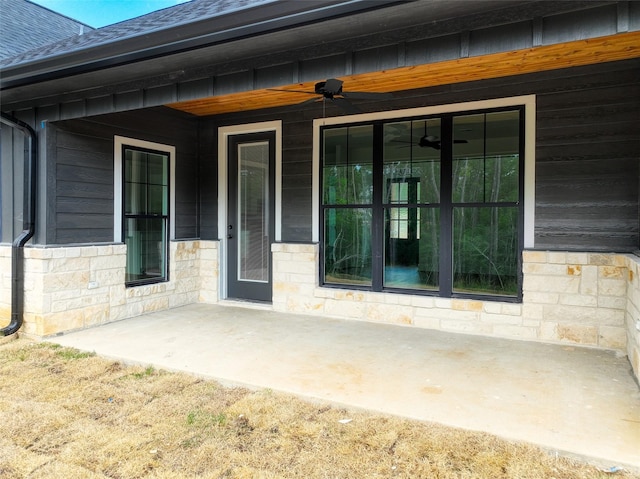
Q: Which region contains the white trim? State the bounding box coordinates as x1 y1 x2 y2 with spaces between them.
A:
523 98 536 249
312 95 536 247
311 124 321 242
217 120 283 299
113 136 176 242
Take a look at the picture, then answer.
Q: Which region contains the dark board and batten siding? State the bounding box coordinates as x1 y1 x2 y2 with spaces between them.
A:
48 108 199 245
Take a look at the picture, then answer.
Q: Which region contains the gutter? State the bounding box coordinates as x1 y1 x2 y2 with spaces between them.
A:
0 0 406 91
0 113 37 336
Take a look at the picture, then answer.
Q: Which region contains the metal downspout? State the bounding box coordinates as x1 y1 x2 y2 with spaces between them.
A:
0 112 37 336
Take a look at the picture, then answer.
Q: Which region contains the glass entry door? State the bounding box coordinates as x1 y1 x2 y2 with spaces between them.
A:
227 132 275 302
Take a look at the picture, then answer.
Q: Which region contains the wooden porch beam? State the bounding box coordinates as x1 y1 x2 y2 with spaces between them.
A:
167 31 640 116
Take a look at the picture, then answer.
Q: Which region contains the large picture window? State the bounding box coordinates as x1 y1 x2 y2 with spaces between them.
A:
320 107 524 299
123 147 169 285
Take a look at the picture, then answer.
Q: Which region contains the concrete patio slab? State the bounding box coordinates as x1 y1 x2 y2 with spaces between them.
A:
47 303 640 471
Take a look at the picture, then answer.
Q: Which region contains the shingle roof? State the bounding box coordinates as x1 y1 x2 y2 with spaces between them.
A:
0 0 95 60
0 0 272 67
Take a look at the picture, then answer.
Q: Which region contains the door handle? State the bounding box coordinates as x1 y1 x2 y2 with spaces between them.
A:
228 224 233 239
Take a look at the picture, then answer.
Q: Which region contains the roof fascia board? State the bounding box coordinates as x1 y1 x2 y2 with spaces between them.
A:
1 0 406 91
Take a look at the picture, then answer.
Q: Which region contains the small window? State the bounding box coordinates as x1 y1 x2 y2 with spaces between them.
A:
123 147 169 285
388 179 421 240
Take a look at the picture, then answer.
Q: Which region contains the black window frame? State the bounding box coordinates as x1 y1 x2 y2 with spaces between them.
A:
122 145 170 287
319 105 525 302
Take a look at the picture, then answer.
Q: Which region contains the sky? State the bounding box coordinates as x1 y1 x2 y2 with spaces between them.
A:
31 0 190 28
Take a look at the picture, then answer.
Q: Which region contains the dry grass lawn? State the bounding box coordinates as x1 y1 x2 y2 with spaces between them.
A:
0 338 636 479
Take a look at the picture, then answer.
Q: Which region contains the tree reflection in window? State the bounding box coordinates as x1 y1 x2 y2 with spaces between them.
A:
320 108 523 298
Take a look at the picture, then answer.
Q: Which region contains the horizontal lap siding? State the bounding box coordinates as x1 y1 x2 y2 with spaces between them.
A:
197 123 217 241
281 118 313 240
535 67 640 252
1 125 27 243
54 129 113 243
231 60 638 250
202 109 315 241
50 61 638 252
51 108 199 244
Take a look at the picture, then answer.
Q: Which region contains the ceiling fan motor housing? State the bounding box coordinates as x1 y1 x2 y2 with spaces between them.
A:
315 78 344 98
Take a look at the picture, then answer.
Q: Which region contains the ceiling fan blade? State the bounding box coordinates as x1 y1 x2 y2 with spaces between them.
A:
342 91 393 100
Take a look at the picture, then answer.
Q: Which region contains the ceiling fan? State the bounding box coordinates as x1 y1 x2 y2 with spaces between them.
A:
391 122 468 150
270 78 392 114
416 135 468 150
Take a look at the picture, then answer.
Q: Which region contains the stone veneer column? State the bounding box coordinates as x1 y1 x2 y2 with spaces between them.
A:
198 240 219 303
624 254 640 379
271 243 320 313
523 251 627 350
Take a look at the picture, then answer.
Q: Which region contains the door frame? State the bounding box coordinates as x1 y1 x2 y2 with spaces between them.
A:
217 121 282 300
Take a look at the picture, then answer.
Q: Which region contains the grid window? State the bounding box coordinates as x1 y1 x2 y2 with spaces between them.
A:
123 147 169 285
320 107 523 299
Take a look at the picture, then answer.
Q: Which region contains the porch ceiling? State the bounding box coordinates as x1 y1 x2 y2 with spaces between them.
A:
167 31 640 117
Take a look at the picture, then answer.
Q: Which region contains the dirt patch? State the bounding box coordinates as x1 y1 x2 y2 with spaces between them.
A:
0 339 636 479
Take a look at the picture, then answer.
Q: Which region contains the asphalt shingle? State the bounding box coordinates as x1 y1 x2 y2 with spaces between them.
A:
0 0 94 60
1 0 272 67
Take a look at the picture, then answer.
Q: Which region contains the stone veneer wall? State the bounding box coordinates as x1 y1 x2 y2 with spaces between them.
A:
624 255 640 379
272 244 636 364
523 251 627 349
3 240 638 379
14 240 218 337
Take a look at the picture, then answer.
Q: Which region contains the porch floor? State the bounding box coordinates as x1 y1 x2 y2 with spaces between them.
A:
48 303 640 471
